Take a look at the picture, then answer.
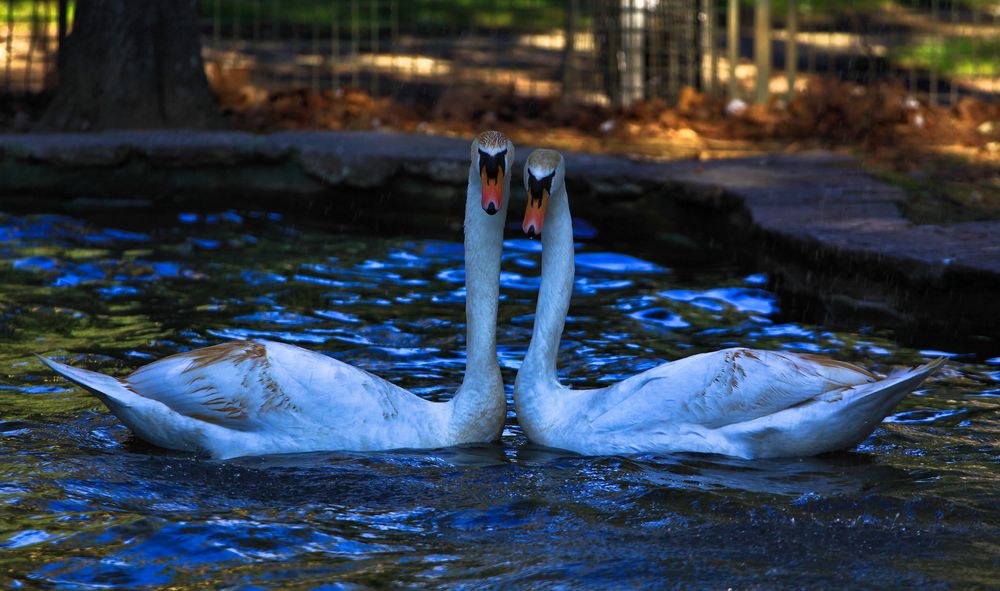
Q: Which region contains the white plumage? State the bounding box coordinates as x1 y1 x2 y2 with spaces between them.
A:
514 149 944 459
38 132 516 459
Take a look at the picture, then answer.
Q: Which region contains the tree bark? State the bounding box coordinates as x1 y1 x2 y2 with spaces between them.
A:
39 0 221 130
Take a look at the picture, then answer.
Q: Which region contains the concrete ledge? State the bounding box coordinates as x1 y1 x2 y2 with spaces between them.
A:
1 130 998 341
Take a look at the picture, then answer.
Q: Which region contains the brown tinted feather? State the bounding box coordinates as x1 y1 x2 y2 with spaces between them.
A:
125 340 302 425
218 405 247 418
188 413 230 426
175 340 263 374
477 130 508 151
124 341 269 425
799 353 877 379
119 380 140 394
253 352 297 413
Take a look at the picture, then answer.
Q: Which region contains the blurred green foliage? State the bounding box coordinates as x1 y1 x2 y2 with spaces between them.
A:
1 0 73 23
893 37 1000 76
740 0 891 15
203 0 567 33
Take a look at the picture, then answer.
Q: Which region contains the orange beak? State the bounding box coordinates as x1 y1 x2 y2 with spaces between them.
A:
523 190 548 237
481 169 503 215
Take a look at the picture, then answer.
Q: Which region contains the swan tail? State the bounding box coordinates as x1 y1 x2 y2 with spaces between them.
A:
810 357 947 449
849 357 946 417
724 358 946 458
36 354 214 455
35 355 140 412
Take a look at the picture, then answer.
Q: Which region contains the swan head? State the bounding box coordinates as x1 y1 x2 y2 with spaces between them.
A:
522 149 563 237
471 130 514 216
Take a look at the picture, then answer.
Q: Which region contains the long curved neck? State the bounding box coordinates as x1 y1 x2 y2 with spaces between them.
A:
518 184 574 391
450 165 507 438
460 186 504 386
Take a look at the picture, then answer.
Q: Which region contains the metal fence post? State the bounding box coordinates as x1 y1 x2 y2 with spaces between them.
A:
332 6 340 92
621 0 645 106
755 0 770 103
351 0 359 88
685 1 696 95
727 0 739 98
312 3 320 93
649 0 660 100
701 0 716 94
389 0 396 93
929 0 938 107
786 0 797 100
371 0 379 97
949 0 957 105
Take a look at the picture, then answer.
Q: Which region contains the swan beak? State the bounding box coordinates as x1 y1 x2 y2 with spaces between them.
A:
481 168 503 215
523 189 547 237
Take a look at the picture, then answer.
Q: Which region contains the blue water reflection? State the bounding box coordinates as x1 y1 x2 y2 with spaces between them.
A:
575 252 667 274
0 210 996 589
659 287 777 315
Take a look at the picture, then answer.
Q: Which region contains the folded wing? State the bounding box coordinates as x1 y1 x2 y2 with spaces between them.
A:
123 340 414 430
587 348 877 431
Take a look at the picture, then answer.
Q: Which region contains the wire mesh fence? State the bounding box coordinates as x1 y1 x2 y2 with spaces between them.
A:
0 0 62 93
2 0 998 108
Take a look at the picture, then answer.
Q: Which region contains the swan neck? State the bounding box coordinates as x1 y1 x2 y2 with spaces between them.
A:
519 183 573 390
450 160 507 440
462 199 503 383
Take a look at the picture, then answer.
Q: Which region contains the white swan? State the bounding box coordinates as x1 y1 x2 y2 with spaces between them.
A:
38 131 515 459
514 148 945 459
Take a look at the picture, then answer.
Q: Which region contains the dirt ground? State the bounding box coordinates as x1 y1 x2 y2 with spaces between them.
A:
212 75 1000 224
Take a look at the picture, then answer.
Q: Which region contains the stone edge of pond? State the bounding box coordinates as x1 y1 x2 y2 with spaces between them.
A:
1 130 998 337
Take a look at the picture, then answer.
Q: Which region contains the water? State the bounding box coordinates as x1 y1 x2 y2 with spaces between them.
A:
1 209 998 589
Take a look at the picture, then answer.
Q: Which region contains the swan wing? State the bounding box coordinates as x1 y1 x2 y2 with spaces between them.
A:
713 357 946 458
587 348 878 431
123 340 417 431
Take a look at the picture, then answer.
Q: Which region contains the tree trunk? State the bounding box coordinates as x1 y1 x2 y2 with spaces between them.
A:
39 0 221 130
558 0 579 102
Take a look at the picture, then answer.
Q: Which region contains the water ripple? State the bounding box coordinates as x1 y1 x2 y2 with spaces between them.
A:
0 210 995 589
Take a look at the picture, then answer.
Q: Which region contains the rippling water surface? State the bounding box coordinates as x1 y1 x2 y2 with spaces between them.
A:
1 209 998 589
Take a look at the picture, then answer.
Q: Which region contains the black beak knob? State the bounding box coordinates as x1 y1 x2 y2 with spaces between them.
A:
526 226 537 238
486 203 497 215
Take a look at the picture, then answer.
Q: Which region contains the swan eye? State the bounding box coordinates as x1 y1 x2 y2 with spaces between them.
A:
478 149 506 181
523 171 554 236
479 148 507 214
527 171 554 206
